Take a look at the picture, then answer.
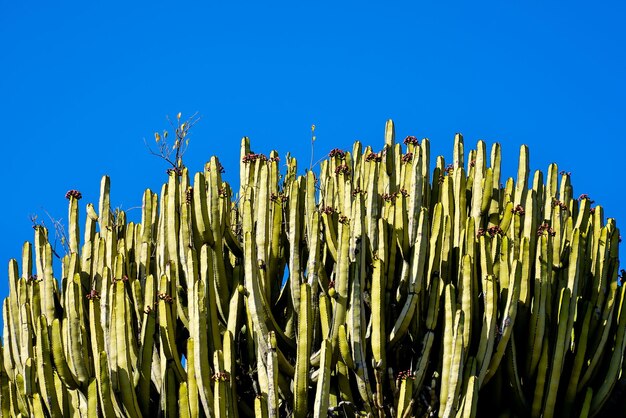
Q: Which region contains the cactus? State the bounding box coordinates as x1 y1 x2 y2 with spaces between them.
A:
1 120 624 417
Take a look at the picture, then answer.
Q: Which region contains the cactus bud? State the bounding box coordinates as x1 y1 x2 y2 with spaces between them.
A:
65 189 82 200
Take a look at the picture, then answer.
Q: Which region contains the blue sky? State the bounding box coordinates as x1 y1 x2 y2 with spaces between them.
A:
1 1 625 305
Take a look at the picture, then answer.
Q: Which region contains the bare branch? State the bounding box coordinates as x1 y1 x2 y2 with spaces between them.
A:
43 209 69 259
146 112 201 175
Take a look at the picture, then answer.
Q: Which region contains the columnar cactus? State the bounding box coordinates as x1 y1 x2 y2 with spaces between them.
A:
1 121 624 417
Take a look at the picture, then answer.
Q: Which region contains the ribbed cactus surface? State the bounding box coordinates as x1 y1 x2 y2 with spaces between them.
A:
1 120 624 417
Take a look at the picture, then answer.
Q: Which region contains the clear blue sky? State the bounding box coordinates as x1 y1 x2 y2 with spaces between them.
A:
1 1 625 305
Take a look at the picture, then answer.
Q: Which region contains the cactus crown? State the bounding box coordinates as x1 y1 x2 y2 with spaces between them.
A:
1 121 623 417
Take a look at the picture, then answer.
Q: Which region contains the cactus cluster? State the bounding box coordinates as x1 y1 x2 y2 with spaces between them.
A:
1 120 625 417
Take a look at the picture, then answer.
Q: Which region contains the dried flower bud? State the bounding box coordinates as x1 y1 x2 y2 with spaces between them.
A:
166 167 183 176
487 225 503 237
206 160 225 173
270 192 288 203
403 136 419 146
382 192 398 202
242 153 259 164
86 290 100 300
329 148 346 159
578 194 594 204
512 205 525 215
157 292 174 303
65 190 82 200
334 164 350 176
397 370 415 380
352 187 366 197
365 152 382 162
537 222 556 237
